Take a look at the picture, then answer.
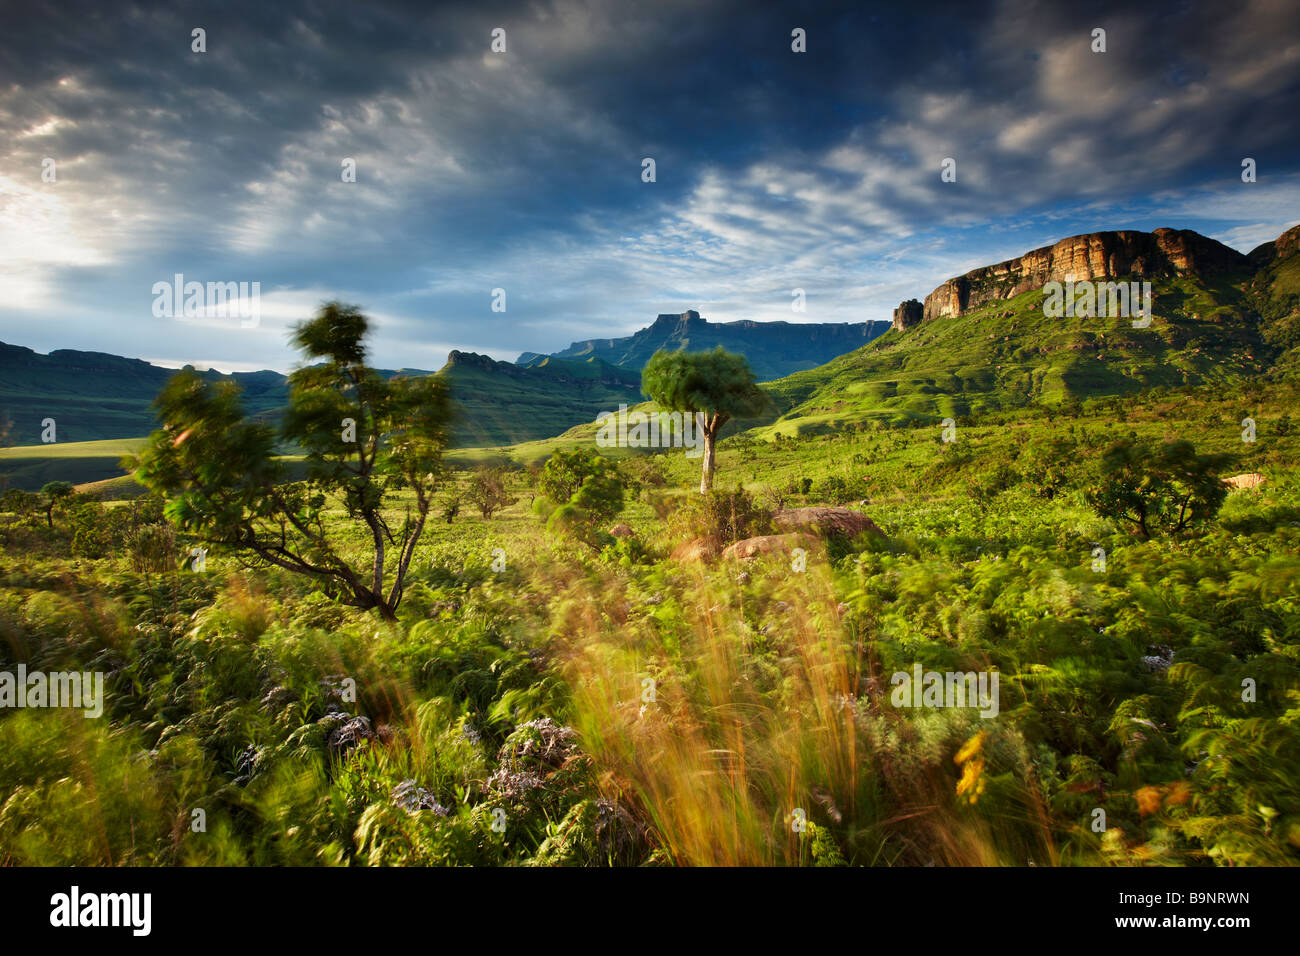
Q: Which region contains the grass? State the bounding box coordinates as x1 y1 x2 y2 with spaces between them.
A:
2 367 1297 867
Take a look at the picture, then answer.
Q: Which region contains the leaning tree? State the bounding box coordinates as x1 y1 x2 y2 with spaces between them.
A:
641 347 770 493
132 301 454 620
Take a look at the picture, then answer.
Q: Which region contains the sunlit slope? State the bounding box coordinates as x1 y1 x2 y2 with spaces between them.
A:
757 268 1272 437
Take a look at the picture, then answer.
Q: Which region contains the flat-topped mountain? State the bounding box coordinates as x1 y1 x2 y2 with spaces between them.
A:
518 309 890 381
766 222 1299 436
893 228 1253 330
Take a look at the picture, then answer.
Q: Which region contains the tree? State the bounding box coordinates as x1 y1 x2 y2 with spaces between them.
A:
467 466 514 518
132 302 454 621
40 481 75 528
641 347 770 493
0 488 41 519
539 448 625 538
1086 439 1234 539
539 448 611 505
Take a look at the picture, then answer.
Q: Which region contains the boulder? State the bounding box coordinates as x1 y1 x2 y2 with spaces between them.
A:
722 533 811 561
773 507 882 539
1222 473 1266 490
671 536 720 562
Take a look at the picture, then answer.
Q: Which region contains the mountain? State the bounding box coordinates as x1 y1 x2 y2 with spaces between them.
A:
761 224 1298 435
0 342 646 455
896 228 1251 328
0 344 291 447
438 350 643 447
517 310 891 381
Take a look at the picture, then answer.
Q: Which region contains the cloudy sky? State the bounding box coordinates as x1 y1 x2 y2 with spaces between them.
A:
1 0 1298 372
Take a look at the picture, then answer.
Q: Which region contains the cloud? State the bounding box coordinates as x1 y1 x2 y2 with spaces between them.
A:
0 0 1296 369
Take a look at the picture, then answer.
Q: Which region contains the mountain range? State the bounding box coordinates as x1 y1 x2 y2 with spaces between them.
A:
0 310 875 452
517 310 890 381
3 221 1297 489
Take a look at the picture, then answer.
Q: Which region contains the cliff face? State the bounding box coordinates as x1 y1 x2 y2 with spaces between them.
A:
917 228 1250 323
891 299 923 332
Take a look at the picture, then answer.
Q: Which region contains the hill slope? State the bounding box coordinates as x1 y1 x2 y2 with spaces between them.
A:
439 350 643 447
759 225 1297 436
518 310 889 381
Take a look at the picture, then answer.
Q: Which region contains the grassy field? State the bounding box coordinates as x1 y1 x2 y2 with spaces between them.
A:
2 367 1297 867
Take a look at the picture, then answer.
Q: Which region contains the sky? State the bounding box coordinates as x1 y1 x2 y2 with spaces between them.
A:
1 0 1298 373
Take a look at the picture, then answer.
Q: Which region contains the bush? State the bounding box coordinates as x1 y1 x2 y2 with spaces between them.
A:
680 487 773 544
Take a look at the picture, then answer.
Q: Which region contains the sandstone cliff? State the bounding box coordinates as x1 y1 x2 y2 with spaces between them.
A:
896 228 1250 326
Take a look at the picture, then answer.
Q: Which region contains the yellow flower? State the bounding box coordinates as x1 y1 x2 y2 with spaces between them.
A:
954 731 986 765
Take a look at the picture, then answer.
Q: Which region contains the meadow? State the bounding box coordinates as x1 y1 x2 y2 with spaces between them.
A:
2 371 1296 866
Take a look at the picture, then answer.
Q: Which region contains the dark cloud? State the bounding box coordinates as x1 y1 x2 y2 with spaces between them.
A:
1 0 1297 371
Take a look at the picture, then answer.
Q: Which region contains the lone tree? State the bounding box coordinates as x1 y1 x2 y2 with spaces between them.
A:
132 302 454 621
467 466 514 519
641 347 770 493
40 481 75 528
1086 439 1234 539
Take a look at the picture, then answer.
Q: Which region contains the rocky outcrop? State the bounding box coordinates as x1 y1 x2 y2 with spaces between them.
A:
1249 224 1300 267
917 229 1250 324
671 536 720 562
1222 472 1266 490
721 533 812 561
891 299 923 332
772 507 882 539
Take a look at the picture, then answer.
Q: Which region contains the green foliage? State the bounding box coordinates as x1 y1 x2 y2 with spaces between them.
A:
539 447 625 543
641 347 770 492
679 486 773 544
132 302 455 619
466 466 514 519
1086 439 1234 539
641 347 770 423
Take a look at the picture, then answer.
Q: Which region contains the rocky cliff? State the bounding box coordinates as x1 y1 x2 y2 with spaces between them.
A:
899 228 1251 326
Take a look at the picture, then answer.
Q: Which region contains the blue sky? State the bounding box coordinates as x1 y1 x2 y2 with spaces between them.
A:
1 0 1298 373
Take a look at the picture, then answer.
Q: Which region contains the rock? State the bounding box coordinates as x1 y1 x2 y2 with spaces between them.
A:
721 533 809 561
609 523 634 538
919 228 1249 323
891 299 923 332
773 507 882 539
1222 472 1266 490
671 536 720 562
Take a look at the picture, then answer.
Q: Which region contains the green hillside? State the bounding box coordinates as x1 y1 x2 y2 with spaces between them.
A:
440 350 644 447
758 263 1281 438
0 344 288 446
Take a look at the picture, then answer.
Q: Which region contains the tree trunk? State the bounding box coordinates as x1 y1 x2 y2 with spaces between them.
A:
699 419 719 494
